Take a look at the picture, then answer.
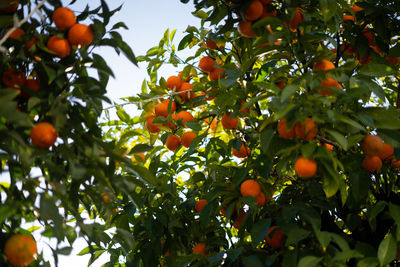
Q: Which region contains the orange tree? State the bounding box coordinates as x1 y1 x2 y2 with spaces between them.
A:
0 0 140 266
105 0 400 266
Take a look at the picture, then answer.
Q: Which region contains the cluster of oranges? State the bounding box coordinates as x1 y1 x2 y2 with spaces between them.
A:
360 134 399 173
47 6 94 58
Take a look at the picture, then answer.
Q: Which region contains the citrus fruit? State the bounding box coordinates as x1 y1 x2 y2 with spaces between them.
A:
0 0 18 13
232 144 251 158
2 68 26 89
199 56 215 73
313 60 335 71
378 143 394 160
221 113 239 130
277 119 296 139
244 0 263 21
4 234 37 266
166 75 182 90
209 67 225 81
295 117 317 140
193 243 208 255
181 131 197 148
166 135 181 151
68 24 94 47
361 134 384 156
240 179 261 198
30 122 58 149
289 8 304 31
155 99 176 118
176 111 194 126
53 7 76 30
266 226 284 248
47 36 71 58
295 157 317 178
238 20 256 38
195 199 207 212
145 115 161 133
362 156 382 173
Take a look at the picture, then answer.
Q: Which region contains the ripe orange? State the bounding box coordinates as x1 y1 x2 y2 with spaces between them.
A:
195 199 207 212
205 117 218 131
325 143 334 152
232 144 251 158
4 234 37 266
277 119 296 139
295 118 317 140
155 99 176 118
0 0 18 13
313 59 335 71
361 134 384 156
68 24 94 47
295 157 317 178
21 78 40 98
362 30 374 45
238 20 256 38
255 192 266 207
244 0 264 21
275 81 286 89
240 179 261 198
181 131 197 148
47 36 71 58
386 57 400 66
209 67 225 81
2 68 26 89
289 8 304 31
193 243 209 255
265 226 284 248
30 122 58 149
343 14 355 22
362 156 382 173
352 4 364 13
25 36 37 51
145 115 161 133
319 78 343 96
206 39 218 49
166 75 182 90
378 143 394 160
178 82 193 101
392 158 400 168
199 56 215 73
53 7 76 30
176 111 194 126
221 113 239 130
5 27 24 40
166 135 181 151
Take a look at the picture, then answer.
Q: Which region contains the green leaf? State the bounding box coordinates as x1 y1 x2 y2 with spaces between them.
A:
260 128 274 153
185 121 202 131
250 218 271 247
326 129 348 150
178 33 193 51
357 258 379 267
130 144 153 154
389 202 400 226
359 64 395 77
280 84 298 102
298 256 322 267
377 234 396 266
319 0 337 22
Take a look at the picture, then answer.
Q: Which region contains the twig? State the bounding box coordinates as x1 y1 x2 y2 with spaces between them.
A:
103 88 196 110
0 0 48 49
397 76 400 109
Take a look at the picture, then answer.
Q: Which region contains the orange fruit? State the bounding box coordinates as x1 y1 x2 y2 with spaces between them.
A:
289 8 304 31
232 144 251 158
362 30 374 45
205 117 218 131
195 199 207 212
47 36 71 58
68 24 93 47
392 158 400 168
5 28 24 40
21 78 40 99
295 117 317 140
265 226 284 248
176 111 195 126
145 115 161 133
221 113 239 130
352 4 364 13
325 143 334 152
193 243 209 255
378 143 394 160
2 68 26 89
166 135 181 151
233 210 246 229
319 78 343 96
313 60 335 71
199 56 215 73
362 156 382 173
178 82 193 101
25 36 37 51
255 192 266 207
386 57 400 66
238 20 256 38
0 0 19 13
101 192 110 203
244 0 264 21
206 39 218 49
166 75 182 90
295 157 317 178
4 234 37 266
275 81 286 89
161 240 170 257
155 99 176 118
341 42 355 55
181 131 197 148
209 67 225 81
343 14 355 22
53 7 76 30
133 153 146 163
240 179 261 198
30 122 58 149
361 134 384 156
277 119 296 139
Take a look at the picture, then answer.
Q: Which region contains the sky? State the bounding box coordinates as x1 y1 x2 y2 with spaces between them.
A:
23 1 202 266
